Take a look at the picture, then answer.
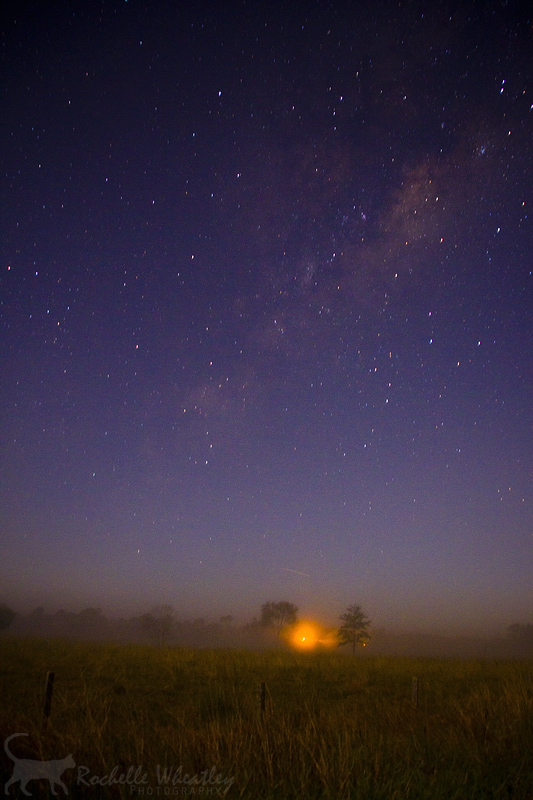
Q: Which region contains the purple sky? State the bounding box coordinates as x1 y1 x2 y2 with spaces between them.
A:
1 0 531 634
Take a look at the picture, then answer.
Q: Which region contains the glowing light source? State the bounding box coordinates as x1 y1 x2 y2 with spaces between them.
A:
286 621 338 651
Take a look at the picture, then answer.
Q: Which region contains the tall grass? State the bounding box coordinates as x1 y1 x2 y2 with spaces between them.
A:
0 638 531 798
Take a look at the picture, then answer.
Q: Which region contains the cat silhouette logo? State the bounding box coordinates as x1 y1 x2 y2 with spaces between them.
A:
4 733 75 796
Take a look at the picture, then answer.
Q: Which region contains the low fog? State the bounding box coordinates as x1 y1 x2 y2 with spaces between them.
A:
2 602 532 659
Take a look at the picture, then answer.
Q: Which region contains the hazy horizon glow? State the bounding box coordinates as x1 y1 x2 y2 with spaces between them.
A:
1 1 531 637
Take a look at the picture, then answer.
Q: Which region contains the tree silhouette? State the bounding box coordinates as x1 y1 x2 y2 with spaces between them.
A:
141 604 175 646
337 604 371 655
507 623 533 654
260 601 298 639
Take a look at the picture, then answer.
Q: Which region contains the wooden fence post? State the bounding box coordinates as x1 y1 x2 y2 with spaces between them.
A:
259 681 266 718
42 671 55 728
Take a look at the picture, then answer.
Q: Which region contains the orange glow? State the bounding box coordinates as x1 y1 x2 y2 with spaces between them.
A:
290 621 319 650
286 620 337 651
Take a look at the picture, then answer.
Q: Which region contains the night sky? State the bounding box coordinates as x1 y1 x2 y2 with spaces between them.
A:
1 0 532 635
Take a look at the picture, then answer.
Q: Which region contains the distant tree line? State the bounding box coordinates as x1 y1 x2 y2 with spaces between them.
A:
0 604 266 648
3 599 372 650
2 600 531 657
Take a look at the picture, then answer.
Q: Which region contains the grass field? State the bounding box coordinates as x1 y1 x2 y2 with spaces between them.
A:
0 637 532 798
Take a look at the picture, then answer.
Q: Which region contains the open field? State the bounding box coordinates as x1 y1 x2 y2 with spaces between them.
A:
0 637 532 799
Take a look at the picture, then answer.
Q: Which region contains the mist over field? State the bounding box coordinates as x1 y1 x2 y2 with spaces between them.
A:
2 600 532 660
